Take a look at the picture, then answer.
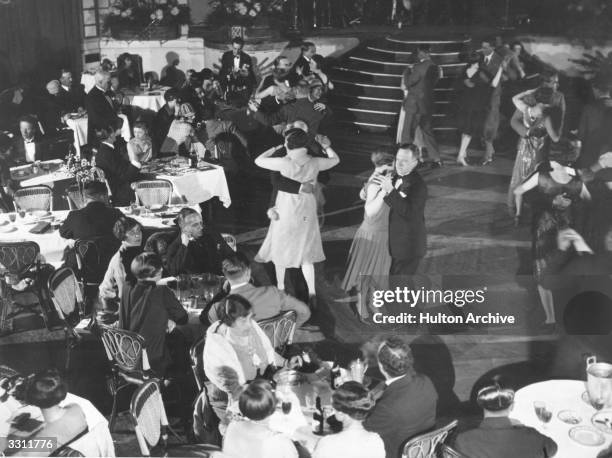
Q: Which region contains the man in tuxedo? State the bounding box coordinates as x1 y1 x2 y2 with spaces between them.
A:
85 70 119 143
577 78 612 169
206 252 311 327
218 37 256 101
165 207 234 276
373 144 427 275
59 180 124 241
256 55 295 115
93 119 142 206
11 115 49 164
58 69 85 112
396 44 441 167
291 42 316 78
364 337 437 458
152 88 180 152
40 80 68 134
480 39 503 165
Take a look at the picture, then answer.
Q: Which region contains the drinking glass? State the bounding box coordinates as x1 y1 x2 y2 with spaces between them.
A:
17 210 26 220
534 401 552 428
8 213 16 223
304 393 316 412
591 397 606 411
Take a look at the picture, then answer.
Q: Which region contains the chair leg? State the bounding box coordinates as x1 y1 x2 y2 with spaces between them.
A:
64 330 71 373
106 375 119 432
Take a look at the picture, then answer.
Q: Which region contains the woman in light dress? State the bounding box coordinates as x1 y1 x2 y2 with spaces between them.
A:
126 122 153 168
254 128 340 306
342 152 394 320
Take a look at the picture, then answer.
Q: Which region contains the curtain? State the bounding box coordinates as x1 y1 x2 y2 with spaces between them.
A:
0 0 82 91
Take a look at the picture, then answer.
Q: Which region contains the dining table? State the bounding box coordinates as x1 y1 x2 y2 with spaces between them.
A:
1 392 115 457
10 160 72 188
142 158 232 207
65 114 88 156
123 87 167 112
509 379 612 458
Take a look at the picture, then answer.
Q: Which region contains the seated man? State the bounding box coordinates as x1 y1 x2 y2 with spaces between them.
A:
93 119 142 206
59 180 124 241
11 115 49 164
364 337 437 458
152 88 180 153
58 69 85 112
40 80 69 134
454 382 557 458
165 207 234 276
206 252 310 327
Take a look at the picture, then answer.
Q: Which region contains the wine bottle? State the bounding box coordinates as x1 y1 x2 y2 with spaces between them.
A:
330 360 341 389
313 396 324 435
189 151 198 169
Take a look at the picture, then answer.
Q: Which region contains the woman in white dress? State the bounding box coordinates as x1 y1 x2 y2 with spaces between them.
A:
342 152 394 320
254 128 339 305
311 381 385 458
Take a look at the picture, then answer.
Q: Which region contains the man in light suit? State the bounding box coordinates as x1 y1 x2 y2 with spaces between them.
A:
396 44 442 167
373 144 427 275
364 337 438 458
206 252 311 328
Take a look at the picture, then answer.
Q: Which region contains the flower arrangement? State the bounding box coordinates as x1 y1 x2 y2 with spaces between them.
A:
104 0 190 31
63 153 107 189
207 0 285 27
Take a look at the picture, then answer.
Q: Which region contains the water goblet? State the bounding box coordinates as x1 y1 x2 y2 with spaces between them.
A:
534 401 552 428
8 213 16 223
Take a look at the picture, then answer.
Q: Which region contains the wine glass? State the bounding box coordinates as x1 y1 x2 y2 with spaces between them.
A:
534 401 552 428
304 393 316 412
8 213 16 223
591 396 606 411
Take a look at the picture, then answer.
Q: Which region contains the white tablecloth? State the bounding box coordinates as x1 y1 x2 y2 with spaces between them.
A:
125 91 165 111
157 165 231 207
510 380 612 458
2 392 115 457
65 116 88 155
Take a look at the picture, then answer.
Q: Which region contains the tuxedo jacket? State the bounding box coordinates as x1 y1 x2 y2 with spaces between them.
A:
219 51 256 89
59 201 124 241
94 142 141 206
479 52 503 90
291 55 312 77
58 85 85 112
85 86 118 139
384 170 427 261
11 133 48 163
364 374 437 458
402 58 440 115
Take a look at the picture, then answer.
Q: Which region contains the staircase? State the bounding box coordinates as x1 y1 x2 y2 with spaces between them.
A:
328 35 471 134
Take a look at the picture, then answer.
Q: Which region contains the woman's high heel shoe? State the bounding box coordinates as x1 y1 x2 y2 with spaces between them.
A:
456 157 468 167
482 156 494 166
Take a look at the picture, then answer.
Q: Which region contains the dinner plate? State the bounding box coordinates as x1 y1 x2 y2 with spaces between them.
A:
569 426 605 446
30 210 50 218
0 225 16 233
558 410 582 425
592 410 612 434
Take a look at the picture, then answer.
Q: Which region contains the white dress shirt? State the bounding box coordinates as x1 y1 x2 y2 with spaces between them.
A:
24 138 36 163
233 54 241 71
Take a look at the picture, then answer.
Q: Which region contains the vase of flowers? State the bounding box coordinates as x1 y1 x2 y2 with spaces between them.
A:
208 0 285 41
104 0 190 40
63 152 108 207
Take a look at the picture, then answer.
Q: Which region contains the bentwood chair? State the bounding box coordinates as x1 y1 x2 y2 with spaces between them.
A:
401 420 458 458
257 310 297 354
189 337 206 393
132 180 173 208
438 444 468 458
98 324 154 432
13 185 53 212
65 184 87 210
131 380 221 457
220 233 237 252
47 267 85 372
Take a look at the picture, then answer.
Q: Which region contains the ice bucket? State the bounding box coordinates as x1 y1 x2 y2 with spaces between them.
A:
586 356 612 408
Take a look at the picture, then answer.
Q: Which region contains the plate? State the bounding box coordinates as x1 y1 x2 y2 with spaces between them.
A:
0 225 16 233
150 204 165 211
162 220 175 226
30 210 50 218
569 426 605 446
558 410 582 425
592 410 612 434
14 170 28 177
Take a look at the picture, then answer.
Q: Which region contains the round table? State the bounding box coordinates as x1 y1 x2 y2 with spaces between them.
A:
510 380 612 458
125 91 166 111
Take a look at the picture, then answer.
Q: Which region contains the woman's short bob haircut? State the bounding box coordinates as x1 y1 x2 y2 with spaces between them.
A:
220 294 253 327
24 369 67 409
284 128 309 150
476 382 515 412
131 252 163 280
113 216 142 242
371 151 395 168
239 379 277 421
332 381 376 421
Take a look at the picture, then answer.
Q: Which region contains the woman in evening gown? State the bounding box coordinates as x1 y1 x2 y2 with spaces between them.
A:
342 151 394 321
513 139 590 330
507 87 560 213
255 128 340 305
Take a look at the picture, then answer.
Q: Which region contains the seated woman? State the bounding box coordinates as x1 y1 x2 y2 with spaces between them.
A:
18 369 88 456
119 252 188 376
99 217 143 310
310 382 384 458
160 103 205 157
454 381 557 458
203 294 301 434
127 122 153 168
223 379 298 458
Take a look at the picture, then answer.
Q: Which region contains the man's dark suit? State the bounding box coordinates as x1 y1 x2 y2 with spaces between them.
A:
11 133 49 164
252 98 330 137
93 142 141 206
165 227 234 276
152 104 175 152
480 52 503 143
398 58 440 161
218 51 256 94
364 374 437 458
59 201 124 241
454 417 557 458
384 170 427 275
577 96 612 168
58 85 85 112
85 85 119 141
291 55 312 78
39 94 67 134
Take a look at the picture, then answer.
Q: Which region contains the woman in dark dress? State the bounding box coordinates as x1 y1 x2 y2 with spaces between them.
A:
455 52 493 166
513 139 591 330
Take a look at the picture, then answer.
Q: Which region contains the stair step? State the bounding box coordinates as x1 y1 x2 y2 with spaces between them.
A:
360 46 464 65
330 106 453 127
381 36 471 53
334 119 458 134
330 93 453 114
330 78 455 99
347 55 466 75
